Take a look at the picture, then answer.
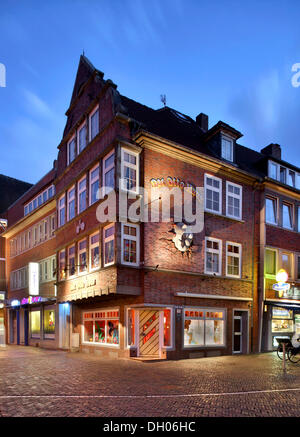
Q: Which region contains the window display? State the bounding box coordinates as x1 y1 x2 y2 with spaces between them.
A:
31 310 40 338
184 308 225 347
44 308 55 338
127 309 135 346
83 309 119 346
163 309 171 347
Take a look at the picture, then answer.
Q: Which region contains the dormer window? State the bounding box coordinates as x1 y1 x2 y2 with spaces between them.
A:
221 136 233 162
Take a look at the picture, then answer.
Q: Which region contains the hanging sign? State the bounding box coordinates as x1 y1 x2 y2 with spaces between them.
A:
29 262 39 296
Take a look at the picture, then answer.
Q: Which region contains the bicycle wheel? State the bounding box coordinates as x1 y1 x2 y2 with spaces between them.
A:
288 348 300 363
277 345 284 360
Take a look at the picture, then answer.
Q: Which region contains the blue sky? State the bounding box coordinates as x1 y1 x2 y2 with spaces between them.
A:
1 0 300 183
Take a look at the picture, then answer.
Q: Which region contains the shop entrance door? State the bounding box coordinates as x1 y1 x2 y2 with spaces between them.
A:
139 310 160 357
233 315 242 353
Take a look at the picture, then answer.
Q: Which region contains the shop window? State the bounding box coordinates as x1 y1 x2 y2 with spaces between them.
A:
68 136 76 165
265 197 277 225
226 182 242 220
103 224 115 266
77 122 87 153
184 308 225 347
78 176 87 214
204 174 222 214
226 242 241 278
121 223 139 266
89 106 99 141
67 186 76 221
120 148 139 193
103 149 115 194
163 309 171 347
78 239 87 274
90 232 100 270
89 164 100 205
272 307 293 334
127 309 135 346
282 203 293 230
83 309 119 346
31 311 41 338
68 245 76 277
58 194 66 227
221 136 233 162
265 249 277 276
59 250 66 281
205 237 222 275
44 308 55 339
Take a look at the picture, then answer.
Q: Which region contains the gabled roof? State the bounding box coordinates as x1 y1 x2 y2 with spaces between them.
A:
0 175 32 215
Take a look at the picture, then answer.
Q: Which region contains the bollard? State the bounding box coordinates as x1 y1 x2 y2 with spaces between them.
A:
283 342 286 372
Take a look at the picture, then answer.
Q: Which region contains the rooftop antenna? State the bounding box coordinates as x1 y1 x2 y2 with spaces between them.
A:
160 94 166 107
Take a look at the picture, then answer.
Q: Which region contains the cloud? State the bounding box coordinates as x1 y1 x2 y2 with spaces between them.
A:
22 88 57 120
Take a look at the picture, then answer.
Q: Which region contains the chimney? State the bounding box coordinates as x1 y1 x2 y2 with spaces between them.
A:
196 113 208 132
261 143 282 160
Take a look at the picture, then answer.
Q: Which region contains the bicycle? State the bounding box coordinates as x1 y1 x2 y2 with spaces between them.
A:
287 336 300 363
276 338 293 360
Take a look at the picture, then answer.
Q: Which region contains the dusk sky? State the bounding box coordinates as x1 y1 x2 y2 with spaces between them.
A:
1 0 300 184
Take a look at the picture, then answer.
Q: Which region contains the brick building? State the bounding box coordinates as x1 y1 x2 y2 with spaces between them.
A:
2 55 299 359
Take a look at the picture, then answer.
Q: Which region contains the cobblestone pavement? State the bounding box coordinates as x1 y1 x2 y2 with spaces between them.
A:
0 346 300 417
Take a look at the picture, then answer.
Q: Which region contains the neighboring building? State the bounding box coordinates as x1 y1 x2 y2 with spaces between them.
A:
2 55 299 359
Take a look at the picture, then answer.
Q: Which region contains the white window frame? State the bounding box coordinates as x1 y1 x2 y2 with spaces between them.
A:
82 308 120 347
279 250 294 279
89 163 100 206
77 121 87 154
226 181 242 220
204 174 222 215
204 237 222 276
120 147 139 194
89 105 99 142
103 224 115 267
77 176 87 215
58 194 65 227
265 248 278 278
269 161 279 181
226 242 242 278
89 232 100 271
282 202 294 230
265 196 278 225
121 223 140 267
67 186 76 222
221 135 233 162
102 149 115 195
67 135 76 165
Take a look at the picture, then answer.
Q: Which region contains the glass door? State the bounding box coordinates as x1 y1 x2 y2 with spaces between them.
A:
233 315 242 353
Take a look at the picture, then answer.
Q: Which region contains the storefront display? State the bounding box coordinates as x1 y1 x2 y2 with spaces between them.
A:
183 308 225 347
44 308 55 339
30 310 41 338
83 309 119 346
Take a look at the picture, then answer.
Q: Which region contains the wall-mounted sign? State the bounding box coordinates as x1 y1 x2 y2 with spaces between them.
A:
21 296 42 305
272 269 290 298
150 177 198 197
11 299 20 307
29 262 39 296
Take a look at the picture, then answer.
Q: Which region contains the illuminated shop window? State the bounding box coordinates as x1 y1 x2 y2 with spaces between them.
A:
44 308 55 339
204 174 222 214
163 309 171 347
59 250 66 281
78 176 87 214
184 308 225 347
121 223 139 266
120 148 139 193
103 149 115 194
103 224 115 266
31 310 41 338
78 239 87 274
83 309 119 346
89 164 100 205
127 309 135 347
90 233 100 270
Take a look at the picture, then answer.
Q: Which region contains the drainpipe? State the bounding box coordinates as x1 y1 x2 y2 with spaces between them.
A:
251 182 259 352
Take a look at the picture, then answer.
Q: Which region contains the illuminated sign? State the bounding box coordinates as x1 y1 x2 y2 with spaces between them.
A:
21 296 42 305
150 177 198 196
0 292 5 300
11 300 20 307
272 269 290 298
29 262 39 296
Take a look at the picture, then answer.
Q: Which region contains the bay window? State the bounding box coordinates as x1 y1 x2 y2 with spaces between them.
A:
121 148 139 193
121 223 139 266
103 224 115 266
205 237 222 275
90 232 100 270
204 174 222 214
226 181 242 219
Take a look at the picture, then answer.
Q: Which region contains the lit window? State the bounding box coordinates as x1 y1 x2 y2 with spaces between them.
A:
44 308 55 339
204 174 222 214
221 136 233 162
67 186 75 221
68 137 76 164
103 149 115 194
58 195 65 227
121 148 139 193
78 176 87 214
226 242 241 278
226 182 242 219
89 164 99 205
59 250 66 281
78 122 87 153
265 197 277 225
127 309 135 347
280 252 292 278
265 249 277 276
68 245 76 277
83 309 119 345
184 308 225 347
163 309 172 347
90 232 100 270
103 224 115 266
31 311 41 339
205 237 222 275
78 239 87 274
89 106 99 141
282 203 293 229
121 223 139 266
